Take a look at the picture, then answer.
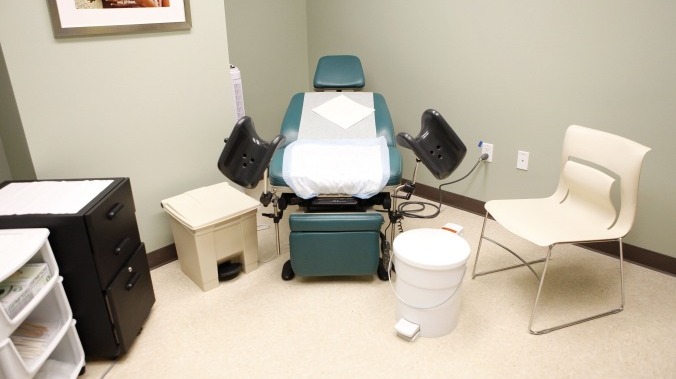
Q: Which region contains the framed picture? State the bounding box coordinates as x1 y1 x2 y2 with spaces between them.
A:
47 0 191 38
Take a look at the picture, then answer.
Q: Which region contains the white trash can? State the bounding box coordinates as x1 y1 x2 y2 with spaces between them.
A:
393 228 470 338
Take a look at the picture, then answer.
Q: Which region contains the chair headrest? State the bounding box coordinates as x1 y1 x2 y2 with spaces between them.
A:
313 55 365 91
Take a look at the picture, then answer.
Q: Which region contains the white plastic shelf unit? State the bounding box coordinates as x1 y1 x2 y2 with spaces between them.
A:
0 229 84 379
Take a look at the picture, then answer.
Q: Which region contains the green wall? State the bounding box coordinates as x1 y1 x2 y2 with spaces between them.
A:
224 0 309 134
228 1 675 258
304 1 676 257
0 45 35 181
0 2 235 252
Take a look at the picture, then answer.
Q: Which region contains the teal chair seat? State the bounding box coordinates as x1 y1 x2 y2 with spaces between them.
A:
269 92 402 188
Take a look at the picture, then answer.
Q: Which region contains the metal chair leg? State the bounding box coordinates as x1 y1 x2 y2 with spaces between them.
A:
528 245 554 334
474 214 626 334
471 212 490 279
473 211 544 281
618 237 626 310
527 239 625 335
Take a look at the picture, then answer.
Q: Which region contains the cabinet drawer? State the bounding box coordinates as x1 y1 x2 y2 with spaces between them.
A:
85 180 141 289
105 243 155 355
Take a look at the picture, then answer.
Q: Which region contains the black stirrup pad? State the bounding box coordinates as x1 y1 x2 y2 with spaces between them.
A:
396 109 467 180
217 116 285 189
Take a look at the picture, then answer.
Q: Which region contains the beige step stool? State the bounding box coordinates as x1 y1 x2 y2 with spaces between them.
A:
161 182 259 291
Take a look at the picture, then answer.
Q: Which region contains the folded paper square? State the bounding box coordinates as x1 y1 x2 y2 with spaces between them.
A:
312 94 375 129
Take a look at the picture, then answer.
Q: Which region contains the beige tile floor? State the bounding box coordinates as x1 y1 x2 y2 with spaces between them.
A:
81 198 676 378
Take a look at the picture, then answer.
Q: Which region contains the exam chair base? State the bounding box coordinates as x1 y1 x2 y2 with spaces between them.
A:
282 260 295 281
281 258 389 281
281 212 387 281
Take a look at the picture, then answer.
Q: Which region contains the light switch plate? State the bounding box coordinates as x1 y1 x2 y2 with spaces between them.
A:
517 151 529 170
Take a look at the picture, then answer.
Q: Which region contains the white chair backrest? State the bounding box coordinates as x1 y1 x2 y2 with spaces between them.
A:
560 160 617 228
559 125 651 236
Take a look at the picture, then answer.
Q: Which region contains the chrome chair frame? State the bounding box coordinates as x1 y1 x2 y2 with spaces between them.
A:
473 216 625 335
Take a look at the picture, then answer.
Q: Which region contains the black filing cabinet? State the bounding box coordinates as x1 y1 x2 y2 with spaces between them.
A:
0 178 155 358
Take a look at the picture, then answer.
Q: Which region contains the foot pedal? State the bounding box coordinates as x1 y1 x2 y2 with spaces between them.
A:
218 261 242 281
395 318 420 341
441 222 464 236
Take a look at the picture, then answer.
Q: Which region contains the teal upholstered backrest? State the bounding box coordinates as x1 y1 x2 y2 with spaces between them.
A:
269 92 402 187
268 55 402 188
313 55 366 90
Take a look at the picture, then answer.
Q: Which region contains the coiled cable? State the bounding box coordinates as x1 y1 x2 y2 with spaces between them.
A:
396 153 488 220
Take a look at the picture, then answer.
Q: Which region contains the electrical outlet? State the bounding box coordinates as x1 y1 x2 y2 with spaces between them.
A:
481 143 494 162
517 150 529 170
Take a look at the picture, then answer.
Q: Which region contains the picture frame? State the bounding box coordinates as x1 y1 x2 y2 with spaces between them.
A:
47 0 191 38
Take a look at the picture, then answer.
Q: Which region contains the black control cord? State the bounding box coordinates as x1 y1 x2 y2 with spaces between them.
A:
397 153 489 221
435 152 489 209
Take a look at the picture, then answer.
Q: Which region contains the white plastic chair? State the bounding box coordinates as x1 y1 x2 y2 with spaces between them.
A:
472 125 650 334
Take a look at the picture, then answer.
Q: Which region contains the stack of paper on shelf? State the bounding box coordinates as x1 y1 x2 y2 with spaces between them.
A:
0 263 51 319
11 321 52 360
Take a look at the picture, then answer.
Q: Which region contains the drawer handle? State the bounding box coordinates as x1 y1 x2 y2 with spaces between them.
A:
126 271 141 291
114 237 131 255
107 203 125 220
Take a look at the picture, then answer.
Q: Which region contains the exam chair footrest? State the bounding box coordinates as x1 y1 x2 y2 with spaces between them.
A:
287 213 384 278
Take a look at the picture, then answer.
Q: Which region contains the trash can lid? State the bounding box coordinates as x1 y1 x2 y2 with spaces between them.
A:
393 228 470 270
161 182 259 230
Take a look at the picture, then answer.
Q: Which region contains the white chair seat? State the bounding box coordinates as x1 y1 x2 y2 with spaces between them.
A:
486 196 619 247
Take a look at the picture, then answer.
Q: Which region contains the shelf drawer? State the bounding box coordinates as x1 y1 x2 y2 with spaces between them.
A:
1 320 83 379
0 229 60 339
0 273 59 341
105 243 155 355
85 180 141 289
0 279 72 378
35 321 85 379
